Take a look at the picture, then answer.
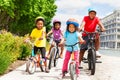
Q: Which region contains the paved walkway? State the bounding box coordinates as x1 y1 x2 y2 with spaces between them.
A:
0 54 120 80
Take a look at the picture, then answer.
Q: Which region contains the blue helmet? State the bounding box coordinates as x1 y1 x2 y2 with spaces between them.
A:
66 18 79 27
88 8 97 14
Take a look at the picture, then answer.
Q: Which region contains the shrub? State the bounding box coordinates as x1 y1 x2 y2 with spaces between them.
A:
0 52 11 75
0 31 31 75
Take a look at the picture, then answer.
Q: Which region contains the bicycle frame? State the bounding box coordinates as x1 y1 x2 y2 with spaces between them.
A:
26 41 44 74
52 40 60 59
48 37 60 59
83 30 101 75
48 39 61 69
64 42 79 80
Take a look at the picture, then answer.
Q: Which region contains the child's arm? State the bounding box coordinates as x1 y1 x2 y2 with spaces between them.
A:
60 30 64 37
47 30 53 37
78 35 85 44
78 21 85 32
59 37 65 45
98 21 106 32
38 27 46 40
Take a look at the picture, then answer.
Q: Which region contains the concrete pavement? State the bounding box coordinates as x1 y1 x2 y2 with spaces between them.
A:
0 54 120 80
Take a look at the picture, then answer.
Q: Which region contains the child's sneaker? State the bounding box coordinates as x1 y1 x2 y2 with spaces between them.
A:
62 71 68 78
96 51 101 58
45 67 49 73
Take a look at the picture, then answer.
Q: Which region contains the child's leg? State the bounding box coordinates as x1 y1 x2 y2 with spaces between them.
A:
47 41 54 57
34 46 39 62
62 50 71 72
74 51 80 75
40 47 49 73
60 45 64 58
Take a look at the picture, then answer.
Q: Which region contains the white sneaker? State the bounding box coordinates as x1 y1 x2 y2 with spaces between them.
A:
96 51 101 58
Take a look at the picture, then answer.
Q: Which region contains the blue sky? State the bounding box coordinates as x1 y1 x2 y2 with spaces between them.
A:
52 0 120 29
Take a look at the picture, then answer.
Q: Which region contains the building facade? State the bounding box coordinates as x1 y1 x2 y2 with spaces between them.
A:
100 9 120 49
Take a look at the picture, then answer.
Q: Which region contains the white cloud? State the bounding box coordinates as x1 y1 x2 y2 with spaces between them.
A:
55 0 90 13
54 0 89 22
53 0 120 30
53 12 83 22
92 0 120 8
53 12 83 31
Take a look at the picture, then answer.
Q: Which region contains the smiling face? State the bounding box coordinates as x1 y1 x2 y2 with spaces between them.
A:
68 24 76 33
36 20 44 30
89 11 96 19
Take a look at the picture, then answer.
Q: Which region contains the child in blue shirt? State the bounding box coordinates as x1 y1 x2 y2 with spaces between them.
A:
59 18 85 77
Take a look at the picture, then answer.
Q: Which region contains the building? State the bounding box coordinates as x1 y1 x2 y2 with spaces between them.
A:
100 9 120 49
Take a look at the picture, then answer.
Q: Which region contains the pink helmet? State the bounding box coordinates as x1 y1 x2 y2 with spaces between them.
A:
53 19 61 26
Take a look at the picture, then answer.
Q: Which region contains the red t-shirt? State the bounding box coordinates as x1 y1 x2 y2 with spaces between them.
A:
82 16 100 36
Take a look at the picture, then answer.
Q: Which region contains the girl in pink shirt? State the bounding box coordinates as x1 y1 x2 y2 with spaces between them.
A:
47 19 64 59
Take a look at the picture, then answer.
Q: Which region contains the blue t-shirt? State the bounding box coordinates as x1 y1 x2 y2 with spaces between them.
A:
64 31 79 52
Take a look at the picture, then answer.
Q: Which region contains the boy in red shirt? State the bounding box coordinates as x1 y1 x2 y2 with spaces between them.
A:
79 8 106 68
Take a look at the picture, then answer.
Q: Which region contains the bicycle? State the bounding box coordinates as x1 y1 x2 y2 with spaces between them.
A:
82 30 102 75
25 40 44 74
63 42 79 80
48 38 61 69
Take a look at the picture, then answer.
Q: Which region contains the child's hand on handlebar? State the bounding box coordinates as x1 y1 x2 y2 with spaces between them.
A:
24 38 30 43
79 39 86 44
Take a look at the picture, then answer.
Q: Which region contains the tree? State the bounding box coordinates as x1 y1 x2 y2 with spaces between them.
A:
0 0 57 35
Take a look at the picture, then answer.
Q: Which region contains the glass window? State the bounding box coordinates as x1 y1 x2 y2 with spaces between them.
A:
117 35 120 39
118 29 120 32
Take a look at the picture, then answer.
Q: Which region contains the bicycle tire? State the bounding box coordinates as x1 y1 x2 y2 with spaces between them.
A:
88 50 91 70
88 49 96 75
69 62 77 80
48 48 55 69
54 51 59 67
26 60 29 72
27 58 36 74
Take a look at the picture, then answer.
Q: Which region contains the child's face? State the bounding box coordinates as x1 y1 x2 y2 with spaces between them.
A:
54 23 60 29
36 20 44 29
68 24 76 33
89 12 96 19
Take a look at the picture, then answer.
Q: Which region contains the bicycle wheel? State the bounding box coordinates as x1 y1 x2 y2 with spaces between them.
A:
48 48 55 69
88 49 96 75
69 62 77 80
27 58 36 74
88 50 91 70
54 51 59 67
26 58 29 72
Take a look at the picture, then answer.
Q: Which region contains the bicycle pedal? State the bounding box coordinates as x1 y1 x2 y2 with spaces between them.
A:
96 60 102 63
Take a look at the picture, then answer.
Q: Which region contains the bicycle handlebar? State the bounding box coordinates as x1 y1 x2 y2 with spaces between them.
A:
25 40 34 47
82 30 103 35
65 42 79 47
65 42 80 52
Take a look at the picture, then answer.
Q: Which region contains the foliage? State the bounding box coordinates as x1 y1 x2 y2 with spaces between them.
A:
0 30 51 75
0 52 11 75
0 0 57 35
0 30 31 74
